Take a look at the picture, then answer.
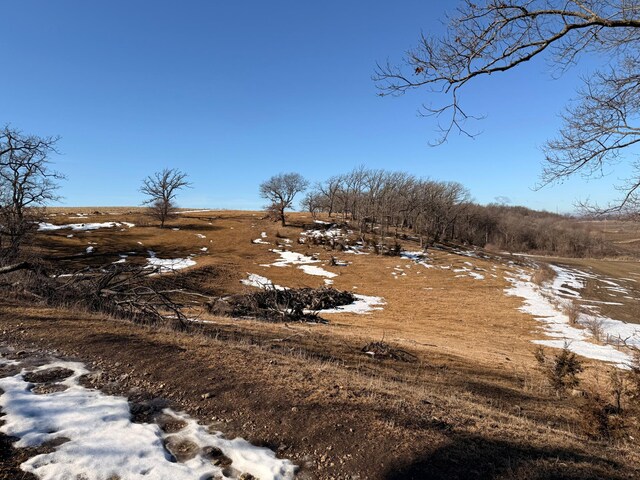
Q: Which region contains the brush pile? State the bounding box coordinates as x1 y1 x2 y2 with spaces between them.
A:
208 287 356 323
362 341 417 362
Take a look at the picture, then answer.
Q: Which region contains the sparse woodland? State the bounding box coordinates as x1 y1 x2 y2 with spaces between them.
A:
303 167 611 257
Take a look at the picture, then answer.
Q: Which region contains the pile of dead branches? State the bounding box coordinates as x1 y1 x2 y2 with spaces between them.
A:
2 262 210 331
362 341 417 362
208 286 356 323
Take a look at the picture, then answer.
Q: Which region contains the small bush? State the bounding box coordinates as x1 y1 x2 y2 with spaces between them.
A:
535 344 583 394
383 242 403 256
625 348 640 402
579 391 626 440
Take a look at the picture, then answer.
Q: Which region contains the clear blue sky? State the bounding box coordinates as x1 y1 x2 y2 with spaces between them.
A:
1 1 633 212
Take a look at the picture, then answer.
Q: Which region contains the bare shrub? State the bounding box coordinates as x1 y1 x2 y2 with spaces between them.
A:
532 263 555 286
564 299 582 326
11 263 198 331
609 369 626 414
584 316 605 342
383 242 403 257
626 348 640 403
534 344 583 394
578 390 626 441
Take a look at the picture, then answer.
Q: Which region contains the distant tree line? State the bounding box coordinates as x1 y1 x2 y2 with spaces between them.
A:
301 167 610 257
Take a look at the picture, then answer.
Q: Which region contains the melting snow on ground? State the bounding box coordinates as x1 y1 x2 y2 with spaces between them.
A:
549 264 631 301
146 251 196 273
312 294 385 315
453 267 485 280
267 250 338 279
241 273 284 290
0 357 296 480
400 251 433 268
252 232 270 245
38 222 135 232
298 225 347 243
505 267 639 368
178 209 217 214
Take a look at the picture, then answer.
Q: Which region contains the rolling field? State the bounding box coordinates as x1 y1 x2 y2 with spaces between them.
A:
2 209 640 479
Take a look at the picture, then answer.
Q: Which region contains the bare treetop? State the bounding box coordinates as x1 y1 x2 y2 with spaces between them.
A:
374 0 640 212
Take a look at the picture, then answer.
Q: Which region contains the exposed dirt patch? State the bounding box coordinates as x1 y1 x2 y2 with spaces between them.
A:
1 299 638 479
156 413 188 433
23 367 74 384
164 436 200 462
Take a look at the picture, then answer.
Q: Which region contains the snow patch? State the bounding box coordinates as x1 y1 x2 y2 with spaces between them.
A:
38 222 134 232
314 294 385 315
0 359 295 480
505 269 636 368
241 274 284 290
146 251 196 273
269 250 337 279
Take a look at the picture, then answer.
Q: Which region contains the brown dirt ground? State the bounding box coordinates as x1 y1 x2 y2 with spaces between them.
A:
1 209 639 479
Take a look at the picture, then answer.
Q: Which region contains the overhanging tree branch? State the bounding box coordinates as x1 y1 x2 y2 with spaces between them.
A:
374 0 640 210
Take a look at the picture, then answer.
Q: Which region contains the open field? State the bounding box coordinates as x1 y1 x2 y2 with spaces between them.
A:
578 220 640 258
2 209 640 479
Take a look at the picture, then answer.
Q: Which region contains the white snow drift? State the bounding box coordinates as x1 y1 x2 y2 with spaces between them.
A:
268 250 338 279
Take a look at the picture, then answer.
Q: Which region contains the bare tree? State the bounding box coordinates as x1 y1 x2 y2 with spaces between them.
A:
374 1 640 210
140 168 191 228
259 172 309 226
301 190 322 219
0 126 63 260
317 176 342 217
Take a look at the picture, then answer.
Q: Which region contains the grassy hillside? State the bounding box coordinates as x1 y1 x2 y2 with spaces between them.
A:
1 208 640 479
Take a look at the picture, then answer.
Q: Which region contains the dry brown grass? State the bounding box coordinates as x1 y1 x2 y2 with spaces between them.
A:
12 208 640 477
